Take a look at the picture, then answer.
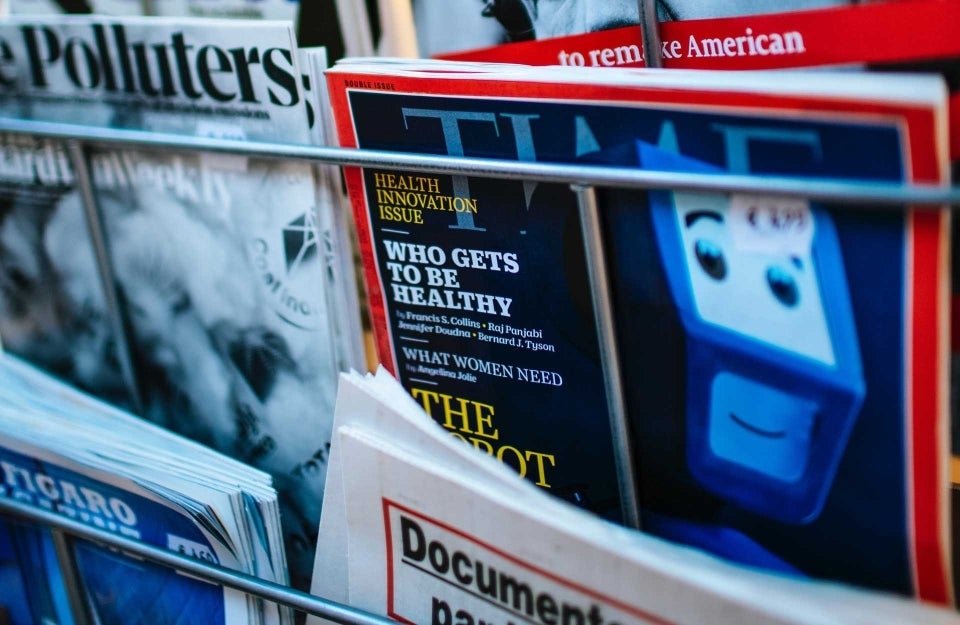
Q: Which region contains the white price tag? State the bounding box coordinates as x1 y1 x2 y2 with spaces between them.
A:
729 193 814 255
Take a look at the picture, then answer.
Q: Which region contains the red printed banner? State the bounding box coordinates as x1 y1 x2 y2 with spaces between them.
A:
440 0 960 72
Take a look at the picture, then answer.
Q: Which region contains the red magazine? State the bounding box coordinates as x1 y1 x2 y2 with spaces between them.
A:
324 60 951 603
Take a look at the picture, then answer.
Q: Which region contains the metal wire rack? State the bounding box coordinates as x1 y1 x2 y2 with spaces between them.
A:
0 113 956 625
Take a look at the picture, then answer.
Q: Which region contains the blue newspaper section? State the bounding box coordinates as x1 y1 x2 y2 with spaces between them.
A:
0 445 226 625
0 516 72 625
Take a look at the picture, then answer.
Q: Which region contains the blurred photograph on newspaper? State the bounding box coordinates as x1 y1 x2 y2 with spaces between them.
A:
0 132 134 410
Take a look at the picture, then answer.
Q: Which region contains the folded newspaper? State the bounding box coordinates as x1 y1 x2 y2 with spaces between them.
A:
0 352 287 625
310 368 960 625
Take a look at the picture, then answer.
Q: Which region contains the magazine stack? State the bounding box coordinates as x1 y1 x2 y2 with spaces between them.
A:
0 352 286 625
310 367 960 625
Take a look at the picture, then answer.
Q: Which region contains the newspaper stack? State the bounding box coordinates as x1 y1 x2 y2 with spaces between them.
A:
0 14 363 588
310 368 960 625
0 353 287 625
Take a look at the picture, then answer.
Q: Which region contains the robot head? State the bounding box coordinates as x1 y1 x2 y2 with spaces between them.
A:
640 141 865 523
674 190 836 366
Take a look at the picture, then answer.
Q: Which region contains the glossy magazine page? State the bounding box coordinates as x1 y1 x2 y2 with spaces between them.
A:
437 0 960 160
323 60 951 603
89 148 338 588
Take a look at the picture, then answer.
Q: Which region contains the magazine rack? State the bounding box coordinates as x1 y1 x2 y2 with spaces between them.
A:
0 114 957 625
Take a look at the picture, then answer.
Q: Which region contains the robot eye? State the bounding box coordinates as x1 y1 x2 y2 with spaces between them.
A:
766 266 799 307
694 239 726 280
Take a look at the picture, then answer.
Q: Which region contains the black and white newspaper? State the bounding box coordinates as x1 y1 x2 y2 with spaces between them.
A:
0 14 351 588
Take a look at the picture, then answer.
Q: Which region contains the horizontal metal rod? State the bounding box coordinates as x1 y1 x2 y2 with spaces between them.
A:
0 497 395 625
0 118 956 207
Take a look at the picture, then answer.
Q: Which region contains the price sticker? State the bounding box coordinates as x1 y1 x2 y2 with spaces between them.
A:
729 194 815 255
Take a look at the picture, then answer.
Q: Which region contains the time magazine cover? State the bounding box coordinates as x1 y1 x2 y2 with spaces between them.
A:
324 59 952 603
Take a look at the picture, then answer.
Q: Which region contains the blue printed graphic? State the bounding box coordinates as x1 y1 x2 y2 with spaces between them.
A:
0 516 71 625
600 124 910 594
0 445 226 625
642 142 865 523
73 540 225 625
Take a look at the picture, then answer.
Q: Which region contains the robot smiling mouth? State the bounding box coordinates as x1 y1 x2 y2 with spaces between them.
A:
708 372 817 485
728 412 787 440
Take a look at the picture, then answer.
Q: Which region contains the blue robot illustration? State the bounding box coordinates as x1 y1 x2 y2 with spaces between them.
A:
639 140 865 524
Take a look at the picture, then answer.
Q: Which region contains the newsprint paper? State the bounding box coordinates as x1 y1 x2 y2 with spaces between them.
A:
310 369 960 625
0 15 345 588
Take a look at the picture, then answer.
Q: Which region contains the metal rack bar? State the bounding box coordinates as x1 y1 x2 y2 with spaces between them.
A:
574 184 642 530
49 530 94 625
0 118 957 206
66 141 144 414
639 0 664 69
0 497 396 625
